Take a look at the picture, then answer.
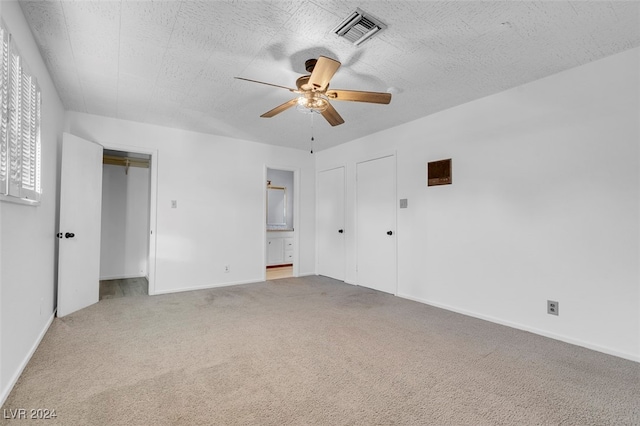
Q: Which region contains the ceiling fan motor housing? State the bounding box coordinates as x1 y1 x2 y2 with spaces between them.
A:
296 75 323 92
305 59 317 73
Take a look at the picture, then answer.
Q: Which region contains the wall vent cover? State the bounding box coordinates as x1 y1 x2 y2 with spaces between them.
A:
333 8 387 46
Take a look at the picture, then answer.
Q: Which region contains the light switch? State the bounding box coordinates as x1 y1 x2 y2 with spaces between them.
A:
171 200 177 208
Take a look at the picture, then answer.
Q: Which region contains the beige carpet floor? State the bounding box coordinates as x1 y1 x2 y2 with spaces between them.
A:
2 276 638 425
99 277 149 300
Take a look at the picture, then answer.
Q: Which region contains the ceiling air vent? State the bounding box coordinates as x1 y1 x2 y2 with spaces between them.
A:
333 8 387 47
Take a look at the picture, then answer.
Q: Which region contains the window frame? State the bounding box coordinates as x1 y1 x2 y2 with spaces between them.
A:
0 19 42 206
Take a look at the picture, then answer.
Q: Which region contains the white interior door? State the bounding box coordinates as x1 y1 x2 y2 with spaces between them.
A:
317 167 345 281
57 133 103 317
356 155 396 294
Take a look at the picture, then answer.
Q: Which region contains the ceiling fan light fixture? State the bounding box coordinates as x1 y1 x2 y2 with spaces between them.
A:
297 94 329 113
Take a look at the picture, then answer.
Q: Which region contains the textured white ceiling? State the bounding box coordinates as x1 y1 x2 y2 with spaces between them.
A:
18 1 640 151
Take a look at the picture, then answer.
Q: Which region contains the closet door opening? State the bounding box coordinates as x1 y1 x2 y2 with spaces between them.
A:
99 149 152 300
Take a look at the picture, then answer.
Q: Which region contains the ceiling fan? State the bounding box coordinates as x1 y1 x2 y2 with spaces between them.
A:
235 56 391 126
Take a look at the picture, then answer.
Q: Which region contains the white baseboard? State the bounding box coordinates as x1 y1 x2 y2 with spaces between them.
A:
154 273 338 295
0 312 55 407
152 278 264 295
397 293 639 363
99 274 147 281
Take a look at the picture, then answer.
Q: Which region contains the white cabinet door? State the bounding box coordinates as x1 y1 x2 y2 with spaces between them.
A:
57 133 103 317
356 155 396 294
317 167 345 281
267 237 285 265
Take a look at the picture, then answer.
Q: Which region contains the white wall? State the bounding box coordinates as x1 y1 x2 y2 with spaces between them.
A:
100 164 150 280
65 113 316 294
316 48 640 361
0 0 66 404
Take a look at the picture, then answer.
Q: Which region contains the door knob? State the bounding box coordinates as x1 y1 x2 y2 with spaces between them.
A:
56 233 63 239
65 232 75 238
387 231 393 236
338 229 344 233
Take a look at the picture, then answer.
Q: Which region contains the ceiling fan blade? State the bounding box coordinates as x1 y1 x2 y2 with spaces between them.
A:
260 98 299 118
308 56 341 91
326 89 392 104
235 77 296 92
321 102 345 127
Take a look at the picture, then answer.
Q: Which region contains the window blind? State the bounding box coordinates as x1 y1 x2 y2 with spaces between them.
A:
0 24 8 195
0 20 41 203
8 36 21 197
20 66 40 200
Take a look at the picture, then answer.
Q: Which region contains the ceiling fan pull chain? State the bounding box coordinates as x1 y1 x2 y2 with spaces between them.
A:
310 113 315 154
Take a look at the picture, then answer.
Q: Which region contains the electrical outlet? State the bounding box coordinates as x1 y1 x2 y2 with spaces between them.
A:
224 265 230 273
171 200 177 208
547 300 559 316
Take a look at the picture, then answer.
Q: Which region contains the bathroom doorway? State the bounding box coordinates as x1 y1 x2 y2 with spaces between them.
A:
265 167 296 280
